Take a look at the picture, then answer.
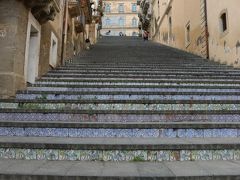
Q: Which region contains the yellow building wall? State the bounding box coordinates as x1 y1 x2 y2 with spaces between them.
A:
152 0 207 57
101 0 139 36
207 0 240 67
104 0 138 13
152 0 240 65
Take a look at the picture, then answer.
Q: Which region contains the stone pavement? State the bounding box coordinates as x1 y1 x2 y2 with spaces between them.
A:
0 159 240 179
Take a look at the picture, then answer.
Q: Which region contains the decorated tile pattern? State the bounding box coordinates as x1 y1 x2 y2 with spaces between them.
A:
0 113 240 122
27 87 240 93
1 102 240 111
0 127 238 138
16 94 240 101
0 148 240 162
35 81 240 87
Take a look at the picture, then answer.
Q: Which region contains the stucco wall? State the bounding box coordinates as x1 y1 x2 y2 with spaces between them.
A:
152 0 239 64
207 0 240 67
0 0 28 98
38 3 64 76
153 0 205 57
65 14 85 60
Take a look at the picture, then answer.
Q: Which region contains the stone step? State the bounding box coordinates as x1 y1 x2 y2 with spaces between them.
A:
37 78 240 85
17 90 240 96
0 160 239 179
40 75 240 82
60 58 229 62
57 66 240 72
49 69 240 76
4 99 240 103
63 65 231 70
65 61 226 64
0 121 239 138
15 92 240 101
70 60 222 65
33 82 240 89
1 121 240 129
26 86 240 93
0 100 240 111
57 62 231 66
44 73 240 79
0 137 240 162
0 109 240 122
64 62 228 66
65 65 229 69
28 83 240 89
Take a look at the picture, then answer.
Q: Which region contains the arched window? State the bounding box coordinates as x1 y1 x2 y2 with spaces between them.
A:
119 17 124 26
106 18 111 26
220 11 228 33
132 18 137 27
105 4 111 13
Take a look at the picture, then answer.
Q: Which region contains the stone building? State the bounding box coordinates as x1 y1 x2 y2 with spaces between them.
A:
101 0 139 36
138 0 240 67
88 0 104 44
206 0 240 66
0 0 102 98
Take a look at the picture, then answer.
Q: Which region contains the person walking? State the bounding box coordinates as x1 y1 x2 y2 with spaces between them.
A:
143 30 149 41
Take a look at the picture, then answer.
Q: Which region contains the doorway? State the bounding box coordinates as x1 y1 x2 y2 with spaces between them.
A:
24 13 41 84
49 32 58 68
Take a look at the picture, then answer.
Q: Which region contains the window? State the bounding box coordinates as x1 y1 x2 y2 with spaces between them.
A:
168 17 172 37
105 4 111 13
132 32 138 36
119 17 124 26
220 11 228 33
106 18 111 26
132 18 137 27
185 22 191 47
118 4 124 13
132 3 137 12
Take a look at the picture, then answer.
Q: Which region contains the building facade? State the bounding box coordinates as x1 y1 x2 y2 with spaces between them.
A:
207 0 240 66
101 0 139 36
0 0 102 98
89 0 104 44
138 0 240 67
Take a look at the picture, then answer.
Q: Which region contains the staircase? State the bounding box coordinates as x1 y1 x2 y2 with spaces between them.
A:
0 37 240 179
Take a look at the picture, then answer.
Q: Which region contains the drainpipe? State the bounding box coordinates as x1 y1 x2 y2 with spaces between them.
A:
61 0 68 65
203 0 209 59
78 0 87 49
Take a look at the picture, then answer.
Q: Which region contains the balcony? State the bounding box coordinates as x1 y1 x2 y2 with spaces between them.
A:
143 1 150 14
74 20 84 33
137 0 141 6
137 0 141 5
23 0 60 24
92 15 101 24
68 0 81 18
